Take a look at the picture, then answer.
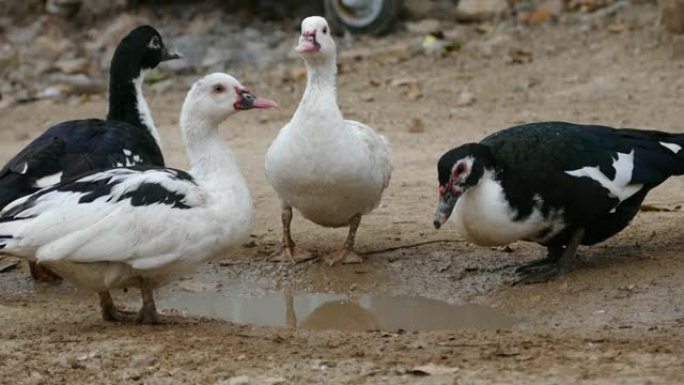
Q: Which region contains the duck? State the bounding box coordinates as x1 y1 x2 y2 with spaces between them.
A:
0 25 180 281
433 121 684 284
0 73 277 323
265 16 392 265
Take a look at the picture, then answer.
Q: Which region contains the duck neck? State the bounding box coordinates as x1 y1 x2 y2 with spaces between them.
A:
181 117 243 189
292 56 343 127
106 60 161 146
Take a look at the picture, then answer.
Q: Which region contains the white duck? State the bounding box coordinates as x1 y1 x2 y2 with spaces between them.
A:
0 73 276 324
265 16 392 265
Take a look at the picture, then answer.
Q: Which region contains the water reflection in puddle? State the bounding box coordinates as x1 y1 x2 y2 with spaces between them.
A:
158 293 518 332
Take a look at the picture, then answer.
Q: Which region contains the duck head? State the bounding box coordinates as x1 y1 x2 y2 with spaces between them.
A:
182 72 277 127
295 16 336 63
114 25 182 72
434 143 494 229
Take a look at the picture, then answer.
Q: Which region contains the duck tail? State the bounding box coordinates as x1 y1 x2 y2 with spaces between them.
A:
651 132 684 175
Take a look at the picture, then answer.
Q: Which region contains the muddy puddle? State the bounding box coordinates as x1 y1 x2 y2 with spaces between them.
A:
156 292 519 332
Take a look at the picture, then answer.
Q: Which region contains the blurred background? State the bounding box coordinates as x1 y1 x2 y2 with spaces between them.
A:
0 0 682 109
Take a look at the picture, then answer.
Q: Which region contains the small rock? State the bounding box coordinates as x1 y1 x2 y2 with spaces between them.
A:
408 91 423 101
567 0 608 13
129 353 157 368
46 0 82 17
361 94 374 102
525 0 564 24
179 280 212 293
0 48 18 76
122 369 143 381
37 86 64 99
25 371 44 385
456 0 509 21
475 34 512 58
507 48 533 64
405 19 441 34
228 375 251 385
408 117 425 133
390 77 418 87
456 90 476 106
55 58 90 74
410 363 459 376
264 377 286 385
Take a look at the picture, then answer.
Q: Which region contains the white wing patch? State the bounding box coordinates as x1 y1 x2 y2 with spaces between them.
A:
33 172 63 188
659 141 682 154
565 151 643 202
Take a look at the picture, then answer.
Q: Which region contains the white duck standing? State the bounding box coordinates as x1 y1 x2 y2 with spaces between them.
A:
265 16 392 265
0 73 276 323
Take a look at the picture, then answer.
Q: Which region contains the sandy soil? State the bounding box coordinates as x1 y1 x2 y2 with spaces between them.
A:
2 3 684 384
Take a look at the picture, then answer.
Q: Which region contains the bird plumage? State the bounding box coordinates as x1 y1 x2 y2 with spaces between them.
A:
435 121 684 283
265 16 391 265
0 72 275 322
0 25 178 210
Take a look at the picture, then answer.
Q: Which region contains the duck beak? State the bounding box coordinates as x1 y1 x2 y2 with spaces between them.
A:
433 191 459 229
161 48 183 61
251 97 278 109
234 89 278 110
295 31 320 53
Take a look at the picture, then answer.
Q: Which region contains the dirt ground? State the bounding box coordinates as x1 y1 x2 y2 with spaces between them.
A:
2 3 684 384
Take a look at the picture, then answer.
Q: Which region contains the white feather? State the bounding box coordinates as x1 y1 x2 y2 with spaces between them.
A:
565 151 642 203
133 74 161 147
265 25 391 227
659 141 682 154
0 73 254 292
33 172 62 188
450 171 565 246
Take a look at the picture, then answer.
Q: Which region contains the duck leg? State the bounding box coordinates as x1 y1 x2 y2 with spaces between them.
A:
514 228 585 285
269 206 314 263
514 246 564 274
324 214 364 266
98 291 135 322
135 278 161 324
29 262 62 282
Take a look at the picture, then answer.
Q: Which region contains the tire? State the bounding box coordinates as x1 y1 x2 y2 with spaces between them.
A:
324 0 402 35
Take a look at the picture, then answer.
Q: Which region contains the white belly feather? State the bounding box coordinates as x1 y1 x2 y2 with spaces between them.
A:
451 171 565 246
266 120 391 227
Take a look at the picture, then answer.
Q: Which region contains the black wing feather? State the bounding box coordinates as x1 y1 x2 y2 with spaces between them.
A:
0 119 164 209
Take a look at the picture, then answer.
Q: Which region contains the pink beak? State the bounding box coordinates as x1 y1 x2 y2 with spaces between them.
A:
295 31 320 53
252 97 278 109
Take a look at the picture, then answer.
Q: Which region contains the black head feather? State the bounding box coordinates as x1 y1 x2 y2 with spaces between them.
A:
437 143 495 189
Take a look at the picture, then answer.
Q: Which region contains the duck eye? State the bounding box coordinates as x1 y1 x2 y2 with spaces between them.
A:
453 163 467 178
322 26 328 34
214 84 226 94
